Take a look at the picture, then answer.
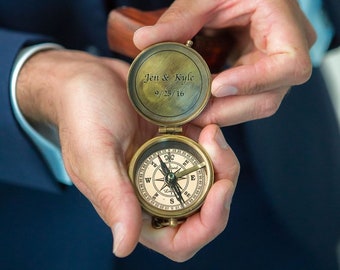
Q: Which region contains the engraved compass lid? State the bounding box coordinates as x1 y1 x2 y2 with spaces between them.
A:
127 41 211 127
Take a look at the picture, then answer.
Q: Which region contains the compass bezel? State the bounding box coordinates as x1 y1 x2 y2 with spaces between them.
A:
128 134 214 219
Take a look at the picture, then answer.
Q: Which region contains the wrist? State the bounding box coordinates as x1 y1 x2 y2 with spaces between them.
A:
16 45 64 126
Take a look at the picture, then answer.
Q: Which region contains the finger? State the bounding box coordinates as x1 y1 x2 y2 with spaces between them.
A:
196 87 288 126
211 1 313 97
68 157 142 258
61 132 142 258
139 125 239 262
198 124 239 183
140 179 234 262
211 52 312 98
133 0 217 50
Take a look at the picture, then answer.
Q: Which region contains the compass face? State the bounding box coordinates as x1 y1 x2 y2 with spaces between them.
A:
129 135 213 219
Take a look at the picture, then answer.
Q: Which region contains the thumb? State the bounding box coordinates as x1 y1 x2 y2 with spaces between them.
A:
133 0 217 50
67 155 142 258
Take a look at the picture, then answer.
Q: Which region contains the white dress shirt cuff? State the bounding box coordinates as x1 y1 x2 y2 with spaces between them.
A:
10 43 72 185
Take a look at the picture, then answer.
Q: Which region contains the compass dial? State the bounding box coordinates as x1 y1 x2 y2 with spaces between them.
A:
129 135 214 221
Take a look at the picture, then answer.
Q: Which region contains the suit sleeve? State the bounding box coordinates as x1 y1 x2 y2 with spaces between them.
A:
10 43 72 186
0 29 66 192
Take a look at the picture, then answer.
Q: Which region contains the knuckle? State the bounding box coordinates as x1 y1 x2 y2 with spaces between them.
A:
167 250 196 263
230 159 241 181
96 187 115 213
247 82 265 95
93 188 115 220
163 239 199 262
292 56 313 85
252 93 283 119
94 186 120 226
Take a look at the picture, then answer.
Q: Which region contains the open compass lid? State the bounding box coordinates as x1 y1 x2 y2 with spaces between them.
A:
127 41 211 127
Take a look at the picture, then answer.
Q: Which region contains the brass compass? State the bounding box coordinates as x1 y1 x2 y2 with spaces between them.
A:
127 41 214 228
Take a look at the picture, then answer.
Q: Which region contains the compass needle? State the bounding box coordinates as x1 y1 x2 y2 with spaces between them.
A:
175 162 206 178
158 154 171 175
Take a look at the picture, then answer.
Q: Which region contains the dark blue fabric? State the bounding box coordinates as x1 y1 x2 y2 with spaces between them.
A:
0 183 114 270
0 29 62 192
0 0 110 54
0 1 339 269
324 0 340 47
243 69 340 270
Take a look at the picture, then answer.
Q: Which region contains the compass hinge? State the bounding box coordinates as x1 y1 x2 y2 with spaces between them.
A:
158 126 182 134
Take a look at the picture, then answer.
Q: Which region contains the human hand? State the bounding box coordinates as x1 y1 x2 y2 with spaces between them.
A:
16 49 239 260
133 0 316 126
140 124 239 262
16 49 155 256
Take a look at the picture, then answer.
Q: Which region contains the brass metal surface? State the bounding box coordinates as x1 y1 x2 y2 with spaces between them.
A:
128 135 214 222
128 42 211 126
127 42 213 227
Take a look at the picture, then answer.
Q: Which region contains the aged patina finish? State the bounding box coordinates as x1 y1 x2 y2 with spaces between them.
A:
127 41 214 228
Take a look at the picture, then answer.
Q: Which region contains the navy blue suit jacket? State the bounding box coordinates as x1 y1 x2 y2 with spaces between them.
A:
1 1 339 269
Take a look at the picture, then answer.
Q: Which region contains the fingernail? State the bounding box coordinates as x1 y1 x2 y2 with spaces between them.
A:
112 223 124 255
214 85 238 97
215 128 229 150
